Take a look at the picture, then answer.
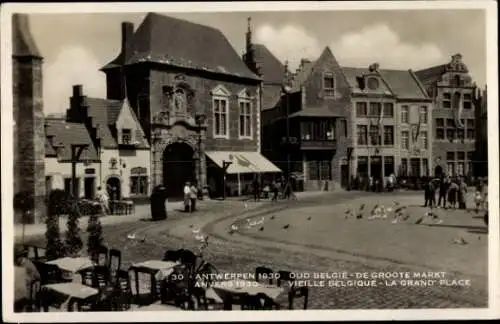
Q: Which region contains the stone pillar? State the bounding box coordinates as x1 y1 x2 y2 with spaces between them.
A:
152 143 162 188
13 14 46 224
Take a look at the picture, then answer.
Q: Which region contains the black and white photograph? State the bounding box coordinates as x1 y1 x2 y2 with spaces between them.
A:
1 1 498 322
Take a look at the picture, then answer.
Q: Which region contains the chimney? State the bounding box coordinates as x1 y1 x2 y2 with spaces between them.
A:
121 22 134 62
300 58 311 67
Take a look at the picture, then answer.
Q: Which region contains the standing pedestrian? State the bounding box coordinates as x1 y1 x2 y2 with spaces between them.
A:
189 182 198 212
424 178 436 208
437 176 449 208
271 180 279 202
183 182 191 212
458 178 468 210
96 186 110 216
447 180 459 209
252 175 260 202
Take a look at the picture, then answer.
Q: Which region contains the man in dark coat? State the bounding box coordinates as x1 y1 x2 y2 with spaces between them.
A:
424 178 436 208
437 176 450 208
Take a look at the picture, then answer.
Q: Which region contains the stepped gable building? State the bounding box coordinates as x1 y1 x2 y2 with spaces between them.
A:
415 54 478 178
49 84 151 201
101 13 280 198
342 64 433 184
13 14 45 223
255 45 352 191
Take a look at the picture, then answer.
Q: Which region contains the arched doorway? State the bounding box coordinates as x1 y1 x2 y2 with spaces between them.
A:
106 177 121 200
163 142 195 199
435 165 443 178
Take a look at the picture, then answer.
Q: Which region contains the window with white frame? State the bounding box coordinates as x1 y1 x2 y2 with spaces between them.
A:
323 73 335 97
401 105 409 124
419 106 428 124
421 131 428 149
212 86 230 138
401 131 409 149
238 100 252 138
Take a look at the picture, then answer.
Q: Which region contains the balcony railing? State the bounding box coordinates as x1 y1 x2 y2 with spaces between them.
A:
301 139 337 150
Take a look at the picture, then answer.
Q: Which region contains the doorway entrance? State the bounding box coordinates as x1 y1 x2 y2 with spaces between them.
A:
163 142 195 199
84 177 95 199
106 177 121 201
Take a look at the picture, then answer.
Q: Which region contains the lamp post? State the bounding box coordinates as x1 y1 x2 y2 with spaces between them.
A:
222 160 232 200
346 146 353 191
70 144 88 199
195 112 206 200
282 83 292 182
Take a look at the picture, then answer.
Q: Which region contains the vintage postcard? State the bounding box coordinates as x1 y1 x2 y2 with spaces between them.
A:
1 1 498 322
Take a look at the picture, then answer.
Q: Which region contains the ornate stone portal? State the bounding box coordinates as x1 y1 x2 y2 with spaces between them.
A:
151 76 207 193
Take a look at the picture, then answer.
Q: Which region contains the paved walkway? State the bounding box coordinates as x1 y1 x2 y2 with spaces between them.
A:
14 191 333 240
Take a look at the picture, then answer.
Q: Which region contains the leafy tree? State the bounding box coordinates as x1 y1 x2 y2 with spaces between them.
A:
87 202 104 260
65 199 83 256
45 189 68 260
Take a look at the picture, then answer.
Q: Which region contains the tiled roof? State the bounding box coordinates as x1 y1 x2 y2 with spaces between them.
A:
379 69 429 99
414 64 447 86
103 13 260 80
45 119 98 161
342 67 428 99
83 97 149 149
83 97 121 148
12 14 41 58
262 84 283 111
253 44 285 84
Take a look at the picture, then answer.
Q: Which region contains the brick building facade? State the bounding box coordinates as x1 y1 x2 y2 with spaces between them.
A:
101 13 279 198
343 65 433 183
416 54 478 179
13 14 46 223
255 37 432 191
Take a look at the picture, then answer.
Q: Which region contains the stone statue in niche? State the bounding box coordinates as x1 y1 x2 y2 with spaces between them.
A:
173 89 187 116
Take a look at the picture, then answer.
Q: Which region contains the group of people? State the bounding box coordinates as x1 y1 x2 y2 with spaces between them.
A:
251 177 294 202
424 175 487 210
183 181 199 213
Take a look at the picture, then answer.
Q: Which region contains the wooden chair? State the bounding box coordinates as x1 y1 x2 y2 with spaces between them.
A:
33 262 64 285
177 249 197 274
113 270 132 311
162 249 180 262
92 245 109 267
108 249 122 277
92 266 111 289
276 270 307 309
78 268 94 287
255 266 274 285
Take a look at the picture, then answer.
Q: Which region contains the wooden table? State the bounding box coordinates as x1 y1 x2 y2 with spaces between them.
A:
40 282 98 311
129 260 179 304
45 257 95 281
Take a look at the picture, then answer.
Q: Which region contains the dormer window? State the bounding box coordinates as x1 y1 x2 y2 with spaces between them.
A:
122 128 132 144
367 77 380 90
323 72 335 97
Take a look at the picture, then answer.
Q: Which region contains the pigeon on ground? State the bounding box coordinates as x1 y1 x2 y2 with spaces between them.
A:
356 213 363 219
189 224 194 228
231 224 238 231
127 233 136 240
139 236 146 243
283 224 290 229
307 216 312 221
270 215 275 220
259 226 264 231
452 237 468 245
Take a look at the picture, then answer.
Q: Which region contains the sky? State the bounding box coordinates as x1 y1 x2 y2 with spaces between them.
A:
25 9 487 115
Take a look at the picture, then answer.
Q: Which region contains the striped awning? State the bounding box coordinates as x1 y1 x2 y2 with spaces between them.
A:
205 151 282 174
